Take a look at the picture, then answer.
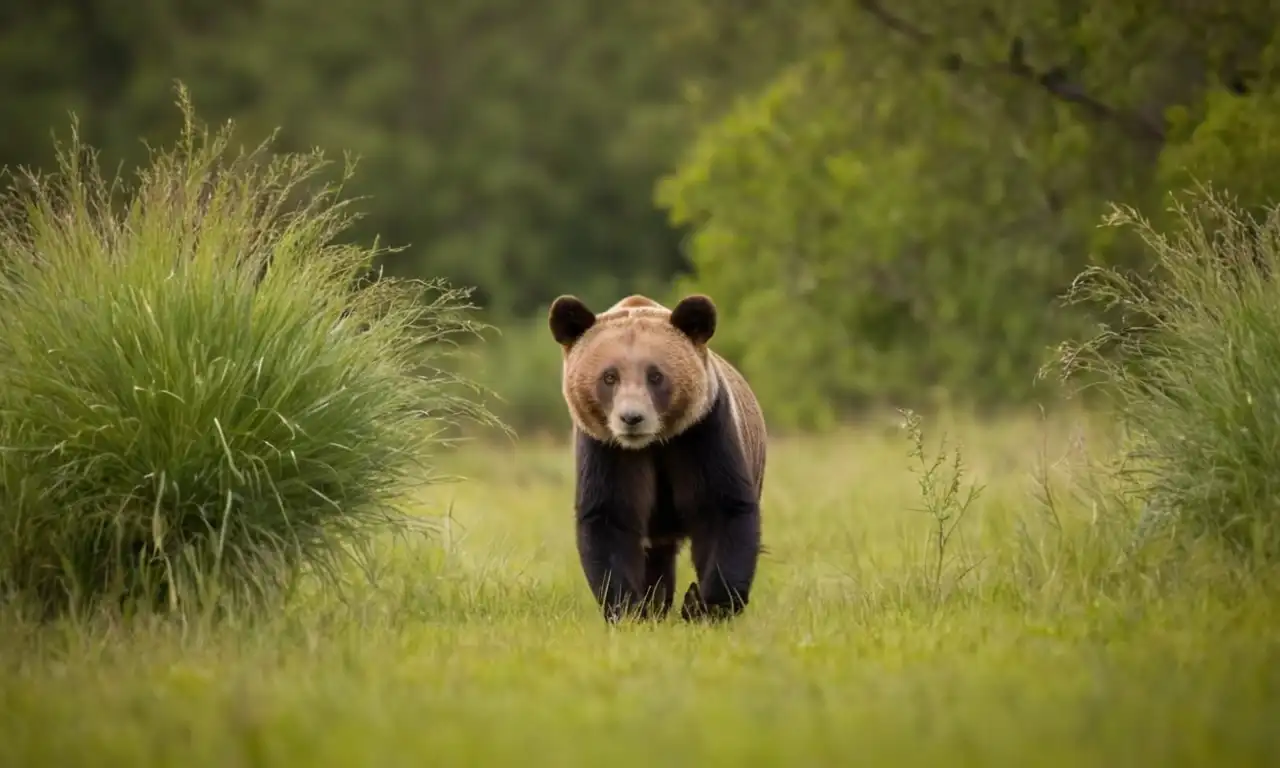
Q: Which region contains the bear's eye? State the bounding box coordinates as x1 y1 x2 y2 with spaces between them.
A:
601 371 619 386
647 370 664 386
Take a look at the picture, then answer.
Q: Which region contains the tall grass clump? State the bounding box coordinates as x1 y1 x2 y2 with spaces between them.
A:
1048 185 1280 560
0 89 500 618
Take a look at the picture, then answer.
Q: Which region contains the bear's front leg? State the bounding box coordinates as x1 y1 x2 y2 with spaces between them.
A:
572 430 655 623
681 497 761 622
576 511 646 623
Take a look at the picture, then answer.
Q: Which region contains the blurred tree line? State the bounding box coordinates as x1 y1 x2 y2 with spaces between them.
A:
3 0 1280 432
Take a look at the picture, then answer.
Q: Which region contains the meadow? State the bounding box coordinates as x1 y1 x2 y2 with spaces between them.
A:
2 410 1278 767
4 100 1280 768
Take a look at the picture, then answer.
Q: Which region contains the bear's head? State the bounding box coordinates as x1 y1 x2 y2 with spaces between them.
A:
548 294 719 450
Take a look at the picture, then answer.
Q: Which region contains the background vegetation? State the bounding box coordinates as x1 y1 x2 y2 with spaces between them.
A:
7 0 1280 431
3 1 1280 764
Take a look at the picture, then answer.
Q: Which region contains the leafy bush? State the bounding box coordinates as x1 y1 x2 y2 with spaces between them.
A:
0 91 500 617
1048 186 1280 559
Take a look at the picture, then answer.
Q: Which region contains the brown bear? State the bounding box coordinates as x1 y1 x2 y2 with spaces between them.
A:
547 292 767 623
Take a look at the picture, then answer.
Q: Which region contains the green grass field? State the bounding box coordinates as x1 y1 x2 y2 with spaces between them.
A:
2 411 1278 767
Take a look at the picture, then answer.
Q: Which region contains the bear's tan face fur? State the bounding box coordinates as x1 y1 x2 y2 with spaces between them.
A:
549 295 718 450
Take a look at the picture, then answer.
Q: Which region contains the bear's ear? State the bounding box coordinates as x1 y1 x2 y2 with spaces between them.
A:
671 294 717 345
548 295 596 346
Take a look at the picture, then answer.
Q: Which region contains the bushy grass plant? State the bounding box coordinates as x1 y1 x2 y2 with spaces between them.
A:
0 89 499 617
1048 185 1280 559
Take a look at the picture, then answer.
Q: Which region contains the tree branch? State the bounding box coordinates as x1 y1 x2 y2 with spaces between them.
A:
854 0 1167 145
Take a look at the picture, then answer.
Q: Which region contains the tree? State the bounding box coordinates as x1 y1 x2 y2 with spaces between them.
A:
656 0 1280 428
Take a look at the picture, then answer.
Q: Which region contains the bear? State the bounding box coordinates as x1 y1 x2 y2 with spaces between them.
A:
547 292 767 624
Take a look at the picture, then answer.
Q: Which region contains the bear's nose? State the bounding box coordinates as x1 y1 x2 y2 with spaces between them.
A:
619 410 646 427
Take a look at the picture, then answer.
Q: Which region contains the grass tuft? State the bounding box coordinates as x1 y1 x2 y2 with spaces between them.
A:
899 408 984 607
0 86 502 619
1047 184 1280 561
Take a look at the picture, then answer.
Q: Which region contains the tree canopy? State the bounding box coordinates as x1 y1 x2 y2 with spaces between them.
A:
4 0 1279 429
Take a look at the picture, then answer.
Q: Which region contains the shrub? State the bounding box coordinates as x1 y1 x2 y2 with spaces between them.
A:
1047 185 1280 560
0 90 501 617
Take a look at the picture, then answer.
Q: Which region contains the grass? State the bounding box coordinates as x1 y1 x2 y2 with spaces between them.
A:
1048 185 1280 558
2 94 1279 767
0 90 496 617
2 410 1278 766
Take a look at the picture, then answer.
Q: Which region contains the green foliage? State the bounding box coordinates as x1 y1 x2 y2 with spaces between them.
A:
1160 86 1280 214
1048 187 1280 560
9 1 1280 435
0 0 702 320
659 50 1089 428
0 92 499 617
656 1 1280 431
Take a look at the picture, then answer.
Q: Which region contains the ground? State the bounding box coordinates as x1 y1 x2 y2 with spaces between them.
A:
1 412 1278 766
